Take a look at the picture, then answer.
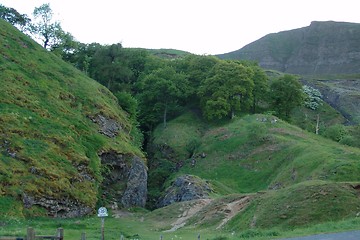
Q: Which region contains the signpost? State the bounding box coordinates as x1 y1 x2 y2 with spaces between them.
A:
98 207 108 240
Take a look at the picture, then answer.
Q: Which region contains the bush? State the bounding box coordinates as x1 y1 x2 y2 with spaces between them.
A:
339 135 359 147
247 122 268 145
303 85 323 110
322 124 348 142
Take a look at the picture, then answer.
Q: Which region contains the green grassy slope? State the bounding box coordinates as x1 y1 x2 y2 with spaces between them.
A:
150 112 360 229
146 48 192 59
0 20 143 217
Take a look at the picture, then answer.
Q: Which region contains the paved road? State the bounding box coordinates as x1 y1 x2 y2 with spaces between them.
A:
278 230 360 240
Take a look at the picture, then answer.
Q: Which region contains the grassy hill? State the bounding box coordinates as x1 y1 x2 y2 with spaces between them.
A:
149 111 360 229
144 48 192 59
0 20 144 218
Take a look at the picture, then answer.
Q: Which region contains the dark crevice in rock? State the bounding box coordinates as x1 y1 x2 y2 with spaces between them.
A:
99 151 147 208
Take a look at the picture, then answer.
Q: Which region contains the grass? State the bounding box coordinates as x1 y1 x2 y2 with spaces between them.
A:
0 19 144 216
1 213 360 240
149 112 360 229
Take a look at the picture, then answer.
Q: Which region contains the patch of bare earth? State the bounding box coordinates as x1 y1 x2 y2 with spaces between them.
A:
163 199 213 232
163 196 253 232
216 196 251 229
112 209 133 218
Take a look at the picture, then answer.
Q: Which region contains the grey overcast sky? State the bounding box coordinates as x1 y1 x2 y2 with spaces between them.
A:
2 0 360 55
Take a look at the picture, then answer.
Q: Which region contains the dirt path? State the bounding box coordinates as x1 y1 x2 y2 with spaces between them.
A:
163 196 252 232
216 196 251 229
163 199 213 232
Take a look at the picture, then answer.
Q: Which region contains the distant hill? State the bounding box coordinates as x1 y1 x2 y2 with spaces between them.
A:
218 21 360 75
142 48 192 59
0 20 147 218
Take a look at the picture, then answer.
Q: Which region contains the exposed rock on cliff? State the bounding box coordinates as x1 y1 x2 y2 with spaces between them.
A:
90 114 123 138
121 157 148 207
99 152 147 208
157 175 212 208
22 194 92 218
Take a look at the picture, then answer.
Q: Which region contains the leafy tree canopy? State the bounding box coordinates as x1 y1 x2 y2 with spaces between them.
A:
0 4 30 31
137 66 190 129
31 3 70 50
198 61 254 120
269 74 304 119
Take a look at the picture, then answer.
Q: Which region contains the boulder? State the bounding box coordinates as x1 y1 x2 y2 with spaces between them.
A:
157 175 212 208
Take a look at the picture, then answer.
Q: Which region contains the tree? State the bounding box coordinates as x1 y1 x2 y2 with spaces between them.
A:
0 4 30 31
137 66 189 129
50 30 78 59
65 42 102 75
174 55 219 106
114 91 138 121
303 85 323 110
251 66 269 113
269 74 304 119
198 60 254 120
31 3 64 49
89 43 133 92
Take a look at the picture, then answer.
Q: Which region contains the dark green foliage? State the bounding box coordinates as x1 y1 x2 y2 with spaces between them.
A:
252 66 269 113
322 124 348 142
269 74 304 119
0 4 30 30
89 43 133 91
114 91 138 121
198 61 254 120
138 66 190 129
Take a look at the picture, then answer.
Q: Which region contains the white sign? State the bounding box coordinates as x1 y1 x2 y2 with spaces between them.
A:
97 207 108 217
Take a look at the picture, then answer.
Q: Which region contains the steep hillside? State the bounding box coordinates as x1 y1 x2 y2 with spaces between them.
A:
218 21 360 75
148 112 360 229
0 20 146 218
300 75 360 124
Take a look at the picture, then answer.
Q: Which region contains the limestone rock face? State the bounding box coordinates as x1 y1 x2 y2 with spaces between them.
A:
90 114 122 138
22 194 92 218
219 21 360 75
121 157 148 208
157 175 212 208
99 152 147 208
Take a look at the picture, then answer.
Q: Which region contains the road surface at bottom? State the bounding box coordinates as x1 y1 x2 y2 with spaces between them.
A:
278 230 360 240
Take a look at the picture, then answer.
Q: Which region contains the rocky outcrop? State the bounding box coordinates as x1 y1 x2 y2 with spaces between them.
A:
90 114 123 138
99 152 147 208
219 21 360 75
157 175 213 208
121 157 148 207
22 194 92 218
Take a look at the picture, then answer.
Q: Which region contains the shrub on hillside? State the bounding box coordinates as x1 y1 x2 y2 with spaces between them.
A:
247 122 268 145
303 85 323 110
322 124 348 142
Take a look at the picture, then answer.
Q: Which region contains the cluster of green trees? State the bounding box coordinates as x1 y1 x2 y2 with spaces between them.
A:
64 44 305 133
1 3 307 135
0 3 76 52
